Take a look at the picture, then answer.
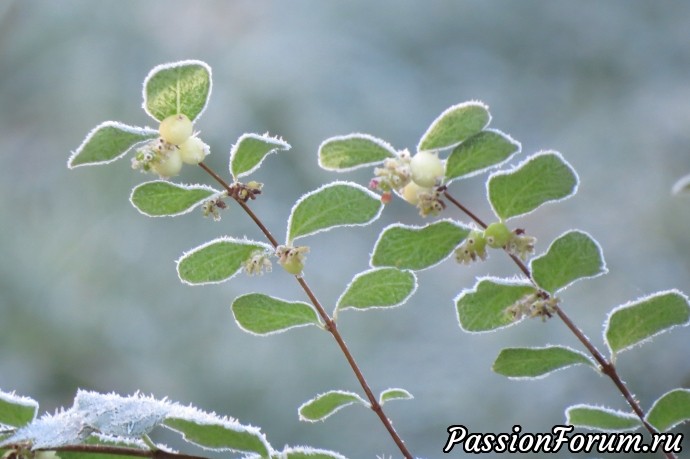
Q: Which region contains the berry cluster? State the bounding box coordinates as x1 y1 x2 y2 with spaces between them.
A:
455 222 536 264
132 114 209 178
369 149 447 216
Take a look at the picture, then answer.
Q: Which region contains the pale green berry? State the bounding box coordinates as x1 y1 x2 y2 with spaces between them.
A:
401 181 431 205
410 151 444 187
152 148 183 178
179 136 208 164
280 257 304 275
159 114 193 145
484 222 513 248
467 229 487 253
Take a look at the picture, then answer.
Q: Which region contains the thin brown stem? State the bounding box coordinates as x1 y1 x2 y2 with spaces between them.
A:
444 189 674 459
198 162 413 459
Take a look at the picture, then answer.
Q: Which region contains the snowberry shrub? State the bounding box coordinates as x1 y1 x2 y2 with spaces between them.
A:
2 60 689 459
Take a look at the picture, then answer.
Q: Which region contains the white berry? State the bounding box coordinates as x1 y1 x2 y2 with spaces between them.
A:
159 114 193 145
152 148 183 178
179 136 209 164
401 181 431 205
410 151 444 187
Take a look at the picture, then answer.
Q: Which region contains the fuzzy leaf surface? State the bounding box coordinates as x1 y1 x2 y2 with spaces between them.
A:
604 290 690 355
456 278 536 333
232 293 320 336
230 133 291 179
370 220 469 271
646 389 690 432
130 181 218 217
487 151 578 220
418 101 490 152
0 392 38 428
336 268 417 312
177 237 271 285
445 129 520 181
279 446 347 459
287 182 382 243
530 230 607 294
493 346 594 379
143 60 212 122
379 388 413 405
68 121 157 168
318 134 396 171
298 391 368 422
566 405 641 432
163 417 269 455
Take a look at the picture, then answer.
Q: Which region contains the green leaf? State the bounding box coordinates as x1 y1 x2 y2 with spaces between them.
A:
336 268 417 313
566 405 641 432
130 181 218 217
298 391 368 422
444 129 520 181
163 417 270 455
493 346 594 379
177 237 272 285
230 133 291 179
232 293 321 336
143 60 212 122
646 389 690 431
318 134 396 171
68 121 157 168
456 277 537 333
487 151 579 221
604 290 690 355
417 101 491 152
379 388 413 405
280 446 347 459
0 391 38 428
370 220 469 271
287 181 383 243
530 230 607 294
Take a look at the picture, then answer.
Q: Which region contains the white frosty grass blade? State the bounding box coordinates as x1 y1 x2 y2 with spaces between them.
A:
530 230 607 294
445 129 521 181
298 391 368 423
379 388 413 405
565 405 641 432
130 181 219 217
487 151 579 221
287 181 383 243
492 346 595 380
318 133 396 171
163 417 270 455
417 101 490 152
646 389 690 432
280 445 348 459
231 293 321 336
68 121 158 168
230 133 290 179
672 174 690 195
336 267 417 313
604 290 690 355
0 391 38 428
455 277 536 333
143 60 212 122
177 237 272 285
370 220 469 271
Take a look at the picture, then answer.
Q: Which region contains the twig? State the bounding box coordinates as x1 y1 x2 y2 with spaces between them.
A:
443 189 674 459
198 162 413 459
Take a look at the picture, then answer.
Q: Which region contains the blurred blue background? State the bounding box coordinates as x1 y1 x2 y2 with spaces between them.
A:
1 1 690 457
